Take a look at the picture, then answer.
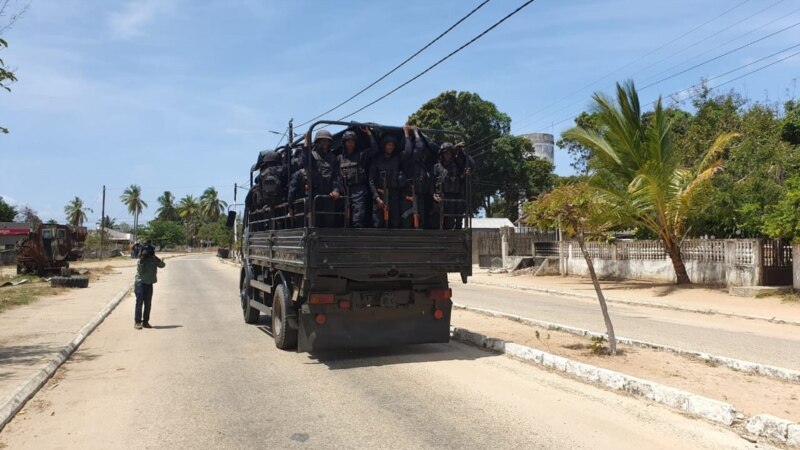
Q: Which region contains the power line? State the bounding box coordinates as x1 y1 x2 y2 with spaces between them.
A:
664 43 800 101
504 0 753 134
296 0 492 127
338 0 537 121
640 19 800 90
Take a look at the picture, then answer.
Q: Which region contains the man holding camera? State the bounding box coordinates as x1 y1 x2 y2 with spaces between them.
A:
134 241 166 330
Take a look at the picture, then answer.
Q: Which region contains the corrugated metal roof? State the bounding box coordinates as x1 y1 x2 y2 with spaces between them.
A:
471 218 514 229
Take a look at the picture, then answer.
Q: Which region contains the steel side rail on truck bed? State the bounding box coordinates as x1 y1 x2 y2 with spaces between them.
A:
247 228 471 279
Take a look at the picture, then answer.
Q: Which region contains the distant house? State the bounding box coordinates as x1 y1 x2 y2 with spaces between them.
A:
0 222 32 250
0 222 32 265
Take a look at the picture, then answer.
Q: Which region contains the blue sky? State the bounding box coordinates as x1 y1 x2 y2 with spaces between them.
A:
1 0 799 225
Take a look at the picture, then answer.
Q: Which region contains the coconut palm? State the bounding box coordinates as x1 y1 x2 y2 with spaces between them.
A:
178 195 200 246
156 191 180 221
199 187 227 223
64 197 92 227
563 81 738 284
120 184 147 243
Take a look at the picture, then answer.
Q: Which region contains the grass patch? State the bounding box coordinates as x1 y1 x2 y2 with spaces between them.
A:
0 276 65 313
780 291 800 304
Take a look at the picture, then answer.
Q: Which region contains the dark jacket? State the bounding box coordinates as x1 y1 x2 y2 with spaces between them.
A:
434 160 464 195
136 256 165 284
338 134 379 188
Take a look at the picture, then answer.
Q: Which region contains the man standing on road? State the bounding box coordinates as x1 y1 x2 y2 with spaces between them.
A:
134 242 166 330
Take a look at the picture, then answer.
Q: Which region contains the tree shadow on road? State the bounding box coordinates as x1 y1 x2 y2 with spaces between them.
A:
0 344 62 367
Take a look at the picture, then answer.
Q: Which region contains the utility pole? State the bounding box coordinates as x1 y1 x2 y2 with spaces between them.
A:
233 183 238 261
100 185 106 260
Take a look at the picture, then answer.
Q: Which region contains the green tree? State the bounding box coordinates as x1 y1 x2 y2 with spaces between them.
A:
64 196 91 227
120 185 147 243
197 216 232 248
0 195 17 221
524 182 617 354
199 187 227 223
178 195 200 246
0 1 29 134
140 220 186 249
408 90 514 214
564 81 737 284
780 99 800 145
762 175 800 241
682 97 796 237
556 112 600 175
155 191 179 221
97 215 117 229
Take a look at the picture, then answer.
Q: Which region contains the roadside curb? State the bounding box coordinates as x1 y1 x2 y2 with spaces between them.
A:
462 278 800 327
0 284 133 431
217 257 241 268
450 326 739 426
453 304 800 383
745 414 800 447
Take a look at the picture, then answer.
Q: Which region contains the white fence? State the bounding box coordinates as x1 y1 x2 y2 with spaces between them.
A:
559 239 762 287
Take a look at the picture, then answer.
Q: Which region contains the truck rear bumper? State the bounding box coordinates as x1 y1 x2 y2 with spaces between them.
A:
297 300 452 353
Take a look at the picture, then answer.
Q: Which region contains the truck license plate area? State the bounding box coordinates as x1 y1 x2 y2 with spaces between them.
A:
359 291 411 308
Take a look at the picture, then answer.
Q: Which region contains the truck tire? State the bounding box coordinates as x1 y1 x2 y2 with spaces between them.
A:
272 283 297 350
241 273 260 324
50 276 89 288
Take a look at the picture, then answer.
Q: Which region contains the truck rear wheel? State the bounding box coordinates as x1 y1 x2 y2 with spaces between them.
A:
272 283 297 350
241 273 260 324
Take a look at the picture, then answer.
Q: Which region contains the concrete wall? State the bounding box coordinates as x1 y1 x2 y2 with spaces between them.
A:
560 240 761 287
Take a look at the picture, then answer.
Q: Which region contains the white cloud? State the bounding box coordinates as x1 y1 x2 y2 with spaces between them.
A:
108 0 175 39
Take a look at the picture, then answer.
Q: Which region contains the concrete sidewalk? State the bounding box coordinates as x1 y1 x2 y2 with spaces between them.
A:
452 268 800 325
0 265 135 423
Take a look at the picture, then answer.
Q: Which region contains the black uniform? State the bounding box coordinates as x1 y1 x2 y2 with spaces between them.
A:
338 133 379 228
434 158 465 230
400 135 433 229
369 137 407 228
289 146 341 228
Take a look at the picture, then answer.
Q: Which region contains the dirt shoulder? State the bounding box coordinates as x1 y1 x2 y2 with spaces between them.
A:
452 308 800 421
456 270 800 323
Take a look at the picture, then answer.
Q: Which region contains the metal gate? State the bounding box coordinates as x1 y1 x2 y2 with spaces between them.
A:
762 239 793 286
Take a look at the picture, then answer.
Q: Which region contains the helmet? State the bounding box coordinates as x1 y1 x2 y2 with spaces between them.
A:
263 151 282 165
342 130 357 142
314 130 333 142
439 142 455 156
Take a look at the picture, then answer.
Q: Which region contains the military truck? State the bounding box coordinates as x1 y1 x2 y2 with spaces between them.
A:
16 223 88 287
236 121 471 352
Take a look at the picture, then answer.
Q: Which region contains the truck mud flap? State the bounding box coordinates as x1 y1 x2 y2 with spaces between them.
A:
297 302 452 353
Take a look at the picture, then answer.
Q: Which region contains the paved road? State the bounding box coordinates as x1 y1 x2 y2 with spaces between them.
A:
0 255 756 449
452 282 800 370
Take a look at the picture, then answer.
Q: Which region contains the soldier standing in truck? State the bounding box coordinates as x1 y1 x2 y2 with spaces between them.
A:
338 126 378 228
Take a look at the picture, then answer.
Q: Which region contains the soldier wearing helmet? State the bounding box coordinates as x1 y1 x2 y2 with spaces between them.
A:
369 130 413 228
434 142 466 230
337 126 378 228
288 129 341 227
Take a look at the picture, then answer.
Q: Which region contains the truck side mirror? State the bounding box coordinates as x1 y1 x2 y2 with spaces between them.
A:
225 211 236 228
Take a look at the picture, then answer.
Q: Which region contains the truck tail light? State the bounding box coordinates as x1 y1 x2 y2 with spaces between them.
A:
429 288 452 301
433 310 444 320
339 300 351 310
315 314 327 325
309 293 335 305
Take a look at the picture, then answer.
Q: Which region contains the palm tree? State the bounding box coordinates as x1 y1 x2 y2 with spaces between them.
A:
156 191 179 221
64 197 92 227
120 185 147 243
178 195 200 246
563 81 738 284
199 187 227 223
